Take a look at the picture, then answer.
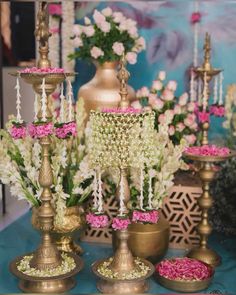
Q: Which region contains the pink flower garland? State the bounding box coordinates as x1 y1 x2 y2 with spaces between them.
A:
28 122 53 138
185 145 230 157
102 107 141 114
132 210 159 224
197 111 210 123
210 105 225 117
48 4 62 16
112 216 131 230
86 212 109 228
10 125 27 139
54 121 77 139
156 257 212 281
20 67 64 74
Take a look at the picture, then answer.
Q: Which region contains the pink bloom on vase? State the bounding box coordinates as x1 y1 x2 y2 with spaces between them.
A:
174 104 182 115
10 125 27 139
158 114 166 124
113 12 125 23
102 7 113 17
184 134 197 145
162 89 174 101
152 98 164 110
131 100 142 110
99 21 111 33
112 216 131 230
167 80 177 91
86 212 109 228
148 93 158 105
168 125 175 136
112 42 125 56
126 52 137 64
191 12 202 24
158 71 166 81
83 25 95 37
176 122 185 132
152 80 163 91
90 46 104 59
128 26 138 38
73 37 83 47
132 210 159 224
93 9 106 24
179 92 189 106
84 16 91 25
48 4 62 16
198 111 210 123
73 24 82 36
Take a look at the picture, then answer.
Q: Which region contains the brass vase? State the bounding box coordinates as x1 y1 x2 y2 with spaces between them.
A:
78 61 136 119
32 205 85 255
113 211 170 263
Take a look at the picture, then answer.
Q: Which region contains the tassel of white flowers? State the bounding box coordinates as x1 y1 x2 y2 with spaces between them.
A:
148 173 153 210
93 170 99 210
67 78 74 122
213 75 218 105
219 72 224 105
34 93 39 122
59 82 65 122
139 168 144 210
119 172 126 216
97 170 103 213
49 15 60 68
15 77 22 123
202 72 208 111
190 70 196 102
41 78 47 122
62 1 75 78
198 78 202 105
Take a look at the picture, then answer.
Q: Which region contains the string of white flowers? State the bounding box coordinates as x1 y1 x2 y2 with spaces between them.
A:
202 72 208 111
62 1 75 79
119 172 126 216
219 72 224 105
190 70 196 102
139 168 144 210
198 78 202 105
15 77 22 123
93 170 98 210
67 78 74 122
41 78 47 122
193 1 199 67
59 82 65 123
97 170 103 213
49 15 60 68
148 173 153 210
34 93 39 122
213 75 218 105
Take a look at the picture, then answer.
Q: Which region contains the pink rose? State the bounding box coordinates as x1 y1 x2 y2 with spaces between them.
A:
148 93 157 105
174 104 182 115
131 100 142 110
102 7 112 17
128 26 138 38
73 37 83 47
93 9 105 24
185 134 197 145
158 71 166 81
168 125 175 136
191 122 198 131
152 80 163 91
179 93 189 106
164 109 175 122
126 52 137 64
90 46 104 59
73 24 82 36
136 86 149 98
113 12 125 23
136 36 146 50
176 122 185 132
99 21 111 33
184 113 196 127
112 42 125 56
83 26 95 37
167 80 177 91
187 102 196 112
162 89 174 101
152 98 164 110
158 114 166 124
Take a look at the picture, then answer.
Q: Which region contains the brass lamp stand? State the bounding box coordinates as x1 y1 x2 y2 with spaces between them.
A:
91 57 154 293
185 33 235 267
9 2 83 293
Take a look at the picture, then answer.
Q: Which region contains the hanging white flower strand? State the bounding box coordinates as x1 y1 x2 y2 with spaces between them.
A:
34 93 39 122
190 69 196 102
219 72 224 105
213 75 218 105
67 78 74 122
40 78 47 122
139 168 144 210
148 172 153 210
198 78 202 105
97 170 103 213
92 170 99 210
15 76 22 123
59 82 65 123
119 171 126 216
202 72 208 111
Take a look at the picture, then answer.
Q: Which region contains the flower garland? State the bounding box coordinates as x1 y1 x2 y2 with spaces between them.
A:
185 145 230 157
86 212 109 228
54 121 77 139
10 122 27 140
132 209 159 224
112 216 131 230
20 67 64 74
28 122 54 139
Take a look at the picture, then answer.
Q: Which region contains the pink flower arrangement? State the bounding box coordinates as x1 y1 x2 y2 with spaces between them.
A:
10 125 27 139
185 145 230 157
156 257 212 281
210 105 225 117
102 107 141 114
48 4 62 16
20 67 64 74
191 12 202 24
54 121 77 139
197 111 210 123
112 216 131 230
86 212 109 228
28 122 53 138
132 210 159 224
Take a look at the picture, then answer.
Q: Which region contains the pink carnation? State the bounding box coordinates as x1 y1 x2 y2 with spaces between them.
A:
162 89 174 101
167 80 177 91
99 21 111 33
112 216 131 230
168 125 175 136
158 114 166 124
198 111 210 123
86 212 109 228
152 98 164 110
112 42 125 56
10 125 27 139
176 122 185 132
83 26 95 37
28 122 53 138
132 210 159 224
174 104 182 115
90 46 104 59
152 80 163 91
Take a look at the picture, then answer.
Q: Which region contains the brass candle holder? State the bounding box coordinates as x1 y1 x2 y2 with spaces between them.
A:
90 57 155 293
185 33 235 267
9 2 83 293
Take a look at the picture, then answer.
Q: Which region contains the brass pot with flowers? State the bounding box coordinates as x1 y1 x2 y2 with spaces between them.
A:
0 98 93 255
69 7 146 117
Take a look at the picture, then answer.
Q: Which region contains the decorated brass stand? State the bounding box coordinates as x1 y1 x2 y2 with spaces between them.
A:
9 3 83 293
185 33 235 267
91 57 154 293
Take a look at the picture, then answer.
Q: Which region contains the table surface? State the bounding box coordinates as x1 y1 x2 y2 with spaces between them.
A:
0 212 236 294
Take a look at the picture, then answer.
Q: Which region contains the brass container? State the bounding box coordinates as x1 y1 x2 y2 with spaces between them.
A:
32 205 85 255
113 213 170 263
78 61 136 119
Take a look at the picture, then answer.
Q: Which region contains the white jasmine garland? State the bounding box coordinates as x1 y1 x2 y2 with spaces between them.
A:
49 15 60 68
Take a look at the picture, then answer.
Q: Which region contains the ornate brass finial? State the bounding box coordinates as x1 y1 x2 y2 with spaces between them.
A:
117 53 130 109
35 2 51 69
203 32 211 71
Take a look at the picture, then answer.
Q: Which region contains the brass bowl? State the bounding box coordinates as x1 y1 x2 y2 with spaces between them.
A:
156 268 214 293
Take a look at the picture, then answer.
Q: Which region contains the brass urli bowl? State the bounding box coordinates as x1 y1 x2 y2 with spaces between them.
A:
155 263 214 293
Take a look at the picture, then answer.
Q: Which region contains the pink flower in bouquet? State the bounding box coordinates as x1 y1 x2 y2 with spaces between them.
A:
191 12 202 24
174 104 182 115
184 134 197 145
132 210 159 224
48 4 62 16
126 52 137 65
113 12 125 23
128 26 138 38
191 122 198 131
90 46 104 59
158 71 166 81
131 100 142 110
86 212 109 228
112 216 131 230
162 89 174 101
198 111 210 123
73 37 83 47
84 16 91 25
55 121 77 139
93 9 106 24
164 109 175 121
176 122 185 132
210 105 225 117
99 21 111 33
73 24 82 36
167 80 177 91
83 26 95 37
185 145 230 157
112 42 125 56
158 114 166 124
136 36 146 51
152 80 163 91
148 93 158 105
136 86 150 98
168 125 175 136
179 92 189 106
152 98 164 110
10 125 27 139
28 122 53 138
102 7 113 17
187 101 196 112
184 113 196 127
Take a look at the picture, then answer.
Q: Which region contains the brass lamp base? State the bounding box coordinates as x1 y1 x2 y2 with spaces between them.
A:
55 235 83 256
10 253 83 293
92 258 154 294
187 247 221 268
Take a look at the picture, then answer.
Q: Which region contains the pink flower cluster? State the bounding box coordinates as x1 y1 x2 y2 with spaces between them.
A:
86 212 109 228
28 122 53 138
10 125 27 139
102 107 141 114
20 67 65 74
132 210 159 224
48 4 62 16
191 12 202 24
185 145 230 157
112 216 131 230
156 257 212 281
54 121 77 139
210 105 225 117
197 111 210 123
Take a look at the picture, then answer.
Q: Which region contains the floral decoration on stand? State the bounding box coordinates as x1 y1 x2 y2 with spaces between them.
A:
185 145 230 157
69 7 146 64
